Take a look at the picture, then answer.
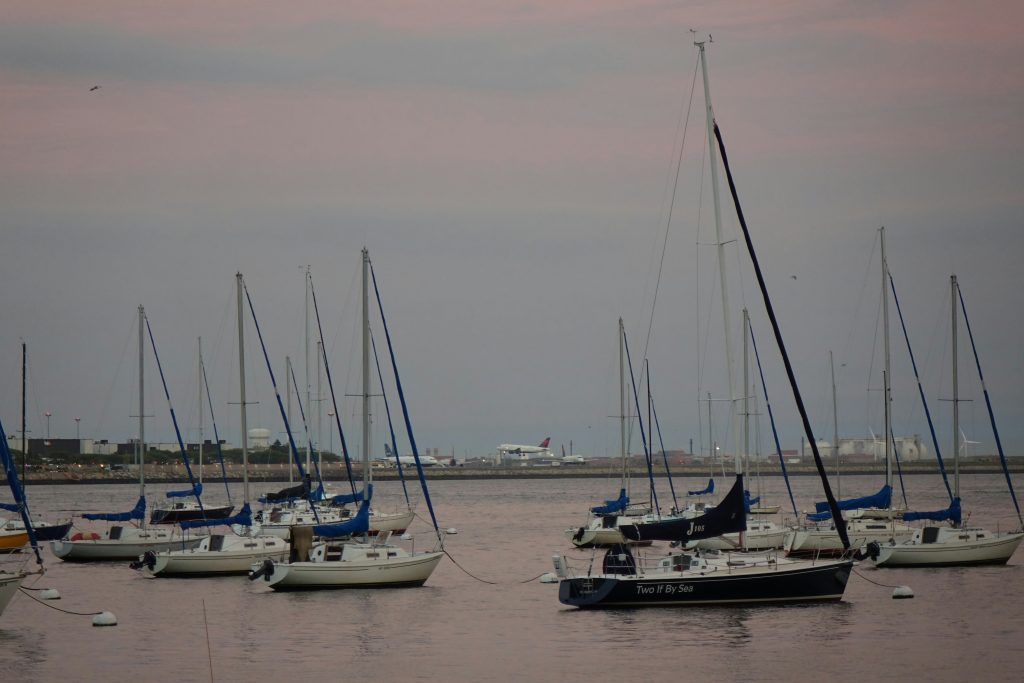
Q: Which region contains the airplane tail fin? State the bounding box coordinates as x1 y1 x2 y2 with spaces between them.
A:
384 443 393 457
540 438 550 448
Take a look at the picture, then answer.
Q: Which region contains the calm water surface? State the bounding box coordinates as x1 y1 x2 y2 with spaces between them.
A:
2 474 1022 682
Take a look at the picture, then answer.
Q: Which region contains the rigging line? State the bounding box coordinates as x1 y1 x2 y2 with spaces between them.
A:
642 54 702 362
852 567 905 590
18 586 105 617
91 311 137 437
202 599 215 683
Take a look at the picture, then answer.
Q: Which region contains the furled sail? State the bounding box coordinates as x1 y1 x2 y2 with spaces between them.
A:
313 486 371 538
814 484 891 514
688 479 714 496
261 476 311 504
591 488 629 515
166 483 203 499
179 503 253 530
83 495 146 522
0 502 19 512
620 475 746 543
903 498 962 525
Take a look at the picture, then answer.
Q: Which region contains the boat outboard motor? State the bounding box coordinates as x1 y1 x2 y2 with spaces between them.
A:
865 541 881 560
129 550 157 571
248 558 275 582
572 527 586 543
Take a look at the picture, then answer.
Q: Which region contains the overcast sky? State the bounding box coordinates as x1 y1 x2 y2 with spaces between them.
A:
2 1 1022 463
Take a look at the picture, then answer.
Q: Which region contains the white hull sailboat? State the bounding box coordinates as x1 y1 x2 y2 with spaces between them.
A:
872 526 1023 567
53 306 202 562
248 251 445 591
52 526 203 561
145 533 289 576
785 515 915 557
869 276 1024 568
255 536 443 590
0 572 23 615
689 519 787 551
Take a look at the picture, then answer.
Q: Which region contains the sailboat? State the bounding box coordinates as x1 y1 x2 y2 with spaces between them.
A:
554 38 852 608
50 306 203 561
784 227 916 556
869 275 1024 567
150 337 234 525
1 342 72 545
688 310 786 551
0 417 45 617
249 248 444 590
565 319 658 548
139 274 290 577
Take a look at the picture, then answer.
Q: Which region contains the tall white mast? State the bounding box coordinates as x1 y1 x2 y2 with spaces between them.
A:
743 308 750 477
138 305 146 520
304 265 312 474
237 273 250 505
697 39 742 476
362 248 372 492
317 340 323 478
951 274 960 503
881 226 892 491
285 355 293 484
198 336 204 485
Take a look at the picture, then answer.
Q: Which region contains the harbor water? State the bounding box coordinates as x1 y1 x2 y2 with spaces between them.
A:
2 473 1022 682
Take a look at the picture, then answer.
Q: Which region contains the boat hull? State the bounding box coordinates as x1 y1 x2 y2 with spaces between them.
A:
147 535 290 577
558 559 853 608
51 528 204 561
872 529 1024 567
0 530 29 552
261 551 444 591
785 522 915 557
0 572 24 616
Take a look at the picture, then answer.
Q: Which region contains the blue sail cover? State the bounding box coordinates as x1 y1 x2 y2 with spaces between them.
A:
903 498 962 526
620 475 747 543
0 502 20 512
814 484 891 514
166 482 203 499
83 495 146 521
688 478 714 496
330 488 365 505
591 488 629 515
313 486 371 538
179 503 253 530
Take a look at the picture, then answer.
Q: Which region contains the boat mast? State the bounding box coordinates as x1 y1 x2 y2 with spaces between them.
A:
286 355 293 484
831 350 840 499
697 39 741 476
304 265 312 475
317 340 323 477
951 274 960 503
138 305 146 524
881 226 892 491
237 273 250 505
619 318 627 488
743 309 750 479
21 341 26 482
198 336 204 486
362 248 371 493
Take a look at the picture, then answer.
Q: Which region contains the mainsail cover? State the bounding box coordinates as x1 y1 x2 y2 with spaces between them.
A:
591 488 629 515
688 478 714 496
261 476 310 503
179 502 253 530
313 486 371 538
903 497 961 525
166 482 203 499
814 484 891 514
83 495 146 521
0 502 19 512
620 475 747 543
330 488 365 505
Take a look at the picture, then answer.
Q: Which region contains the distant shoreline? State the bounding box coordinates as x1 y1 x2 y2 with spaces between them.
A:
10 461 1023 485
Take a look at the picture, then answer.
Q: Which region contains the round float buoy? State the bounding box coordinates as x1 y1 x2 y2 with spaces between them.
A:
892 585 914 599
39 588 61 600
445 528 458 535
70 532 101 542
539 572 559 584
92 611 118 627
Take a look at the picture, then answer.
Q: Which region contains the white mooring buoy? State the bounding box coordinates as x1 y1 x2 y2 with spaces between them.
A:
539 572 559 584
92 611 118 627
39 588 61 600
892 585 914 599
445 528 458 535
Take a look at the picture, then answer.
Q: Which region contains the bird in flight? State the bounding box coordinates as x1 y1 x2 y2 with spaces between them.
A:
89 85 101 91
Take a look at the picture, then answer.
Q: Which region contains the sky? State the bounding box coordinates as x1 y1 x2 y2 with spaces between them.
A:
2 1 1023 462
